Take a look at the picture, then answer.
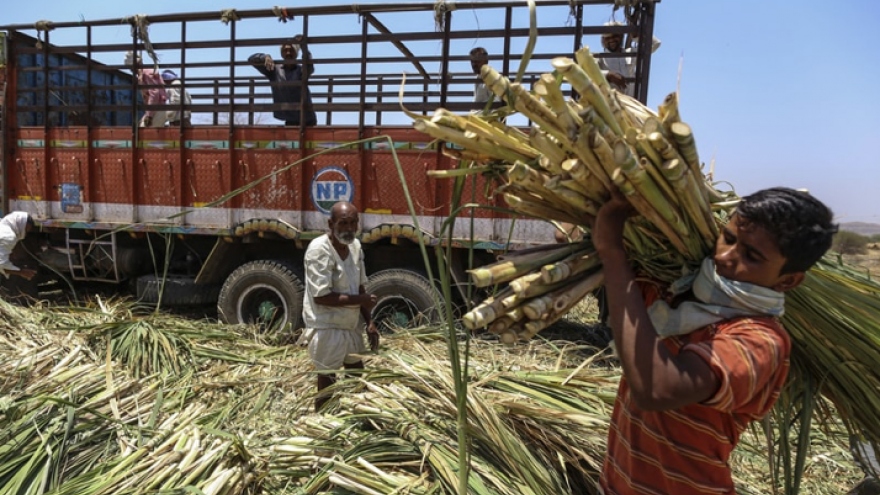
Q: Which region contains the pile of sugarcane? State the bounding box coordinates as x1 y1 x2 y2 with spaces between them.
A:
0 299 271 495
412 48 880 455
0 337 255 495
0 296 864 493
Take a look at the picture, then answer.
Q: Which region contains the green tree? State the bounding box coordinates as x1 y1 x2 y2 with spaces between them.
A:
833 231 870 255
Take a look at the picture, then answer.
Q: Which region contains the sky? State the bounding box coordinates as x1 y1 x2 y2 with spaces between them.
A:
3 0 879 224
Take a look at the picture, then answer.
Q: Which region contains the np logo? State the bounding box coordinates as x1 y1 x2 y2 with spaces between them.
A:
311 166 354 214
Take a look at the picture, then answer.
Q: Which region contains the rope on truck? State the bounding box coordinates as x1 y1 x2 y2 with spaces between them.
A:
432 0 456 32
220 9 241 25
272 6 295 23
123 14 160 70
33 20 54 50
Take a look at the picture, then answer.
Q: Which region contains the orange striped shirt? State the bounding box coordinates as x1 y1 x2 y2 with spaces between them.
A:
600 316 791 495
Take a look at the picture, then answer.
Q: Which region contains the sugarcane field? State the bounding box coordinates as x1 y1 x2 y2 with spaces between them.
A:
3 1 880 494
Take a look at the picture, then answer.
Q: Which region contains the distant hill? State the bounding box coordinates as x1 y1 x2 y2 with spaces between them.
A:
841 222 880 236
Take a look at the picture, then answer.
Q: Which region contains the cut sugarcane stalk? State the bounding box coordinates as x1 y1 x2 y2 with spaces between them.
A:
509 272 542 295
561 159 611 205
484 68 569 143
523 294 553 321
509 162 559 198
658 91 681 131
611 170 691 256
468 241 586 288
647 130 686 164
552 57 623 137
457 112 539 159
535 73 583 143
539 154 564 176
489 315 518 335
547 173 588 197
643 116 670 141
574 46 610 90
545 182 597 217
414 120 530 163
461 287 517 329
669 121 710 203
504 193 588 227
613 139 690 241
629 130 664 171
658 158 716 248
541 252 601 284
530 128 569 170
511 269 574 299
520 271 605 339
496 239 592 261
571 128 614 191
588 128 621 181
499 327 521 345
578 105 612 139
639 156 678 207
483 306 527 336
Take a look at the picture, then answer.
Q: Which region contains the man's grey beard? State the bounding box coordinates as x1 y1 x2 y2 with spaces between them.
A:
334 229 357 245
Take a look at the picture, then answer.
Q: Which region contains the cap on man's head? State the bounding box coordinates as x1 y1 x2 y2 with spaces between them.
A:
161 70 178 81
602 20 624 38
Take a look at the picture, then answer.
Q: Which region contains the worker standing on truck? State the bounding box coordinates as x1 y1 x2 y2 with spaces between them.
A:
0 212 37 280
302 201 380 412
248 34 317 127
594 187 836 494
161 70 192 127
598 20 660 97
124 51 167 127
469 47 492 103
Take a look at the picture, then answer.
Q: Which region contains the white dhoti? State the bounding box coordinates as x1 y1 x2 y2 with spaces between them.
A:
307 327 366 370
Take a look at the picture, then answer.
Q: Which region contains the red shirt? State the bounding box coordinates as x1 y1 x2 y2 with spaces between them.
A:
600 315 791 494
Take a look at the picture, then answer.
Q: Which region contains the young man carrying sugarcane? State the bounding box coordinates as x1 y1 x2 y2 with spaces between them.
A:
592 187 837 494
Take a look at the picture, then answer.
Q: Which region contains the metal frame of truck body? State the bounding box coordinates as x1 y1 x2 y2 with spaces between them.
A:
0 0 658 327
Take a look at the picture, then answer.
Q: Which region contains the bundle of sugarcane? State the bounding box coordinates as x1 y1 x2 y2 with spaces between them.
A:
460 240 606 343
415 47 737 340
417 46 733 286
413 47 880 459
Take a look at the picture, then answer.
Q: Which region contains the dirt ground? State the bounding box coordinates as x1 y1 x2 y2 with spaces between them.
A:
844 243 880 278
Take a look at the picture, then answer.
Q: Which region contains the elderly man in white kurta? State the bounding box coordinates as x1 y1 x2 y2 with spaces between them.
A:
0 212 36 280
302 201 379 412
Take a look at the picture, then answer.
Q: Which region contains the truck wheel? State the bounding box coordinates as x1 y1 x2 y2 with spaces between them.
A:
365 269 443 333
137 274 221 306
217 260 304 334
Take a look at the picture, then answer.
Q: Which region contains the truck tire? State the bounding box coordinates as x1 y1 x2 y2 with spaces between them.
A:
136 274 221 306
365 269 444 333
217 260 304 334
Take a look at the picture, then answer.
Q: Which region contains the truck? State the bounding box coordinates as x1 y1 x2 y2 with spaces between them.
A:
0 0 658 335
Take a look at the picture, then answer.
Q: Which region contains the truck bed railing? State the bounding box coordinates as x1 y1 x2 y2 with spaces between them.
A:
2 0 658 129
